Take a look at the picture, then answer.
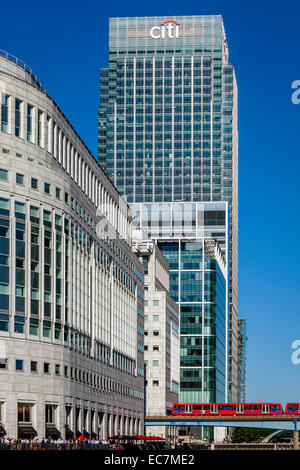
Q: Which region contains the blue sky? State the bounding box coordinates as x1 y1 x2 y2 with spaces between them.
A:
1 0 300 403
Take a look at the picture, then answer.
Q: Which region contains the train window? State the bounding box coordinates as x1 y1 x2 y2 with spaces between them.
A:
270 405 281 412
287 404 298 412
218 405 235 411
173 405 182 412
246 405 261 411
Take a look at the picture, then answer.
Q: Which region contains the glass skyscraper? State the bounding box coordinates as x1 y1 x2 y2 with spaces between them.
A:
99 15 239 402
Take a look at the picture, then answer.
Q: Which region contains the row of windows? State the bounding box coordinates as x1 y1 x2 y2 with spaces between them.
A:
144 330 160 336
144 360 160 367
0 358 142 398
144 345 160 351
0 93 129 241
0 169 143 281
0 202 141 372
107 58 223 72
145 380 160 387
143 299 160 306
107 126 228 134
144 315 160 322
108 55 221 65
109 48 223 55
0 165 97 234
0 168 65 200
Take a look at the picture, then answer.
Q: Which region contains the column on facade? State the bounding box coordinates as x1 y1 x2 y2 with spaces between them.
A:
58 398 66 439
123 415 127 435
35 399 45 439
119 414 123 435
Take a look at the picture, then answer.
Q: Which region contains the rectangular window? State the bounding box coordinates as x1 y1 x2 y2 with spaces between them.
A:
30 361 38 372
43 321 51 338
44 362 50 374
15 99 22 137
16 173 24 185
1 95 9 133
0 170 8 181
0 358 7 369
16 359 23 371
0 312 8 330
37 110 44 147
0 199 9 219
29 318 39 336
27 105 33 142
56 187 61 199
18 403 31 423
31 178 38 190
15 201 25 220
30 205 39 224
44 183 50 194
14 316 25 334
47 116 51 153
45 404 55 424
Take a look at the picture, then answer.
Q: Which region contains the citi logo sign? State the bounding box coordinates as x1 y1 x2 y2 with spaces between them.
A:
150 19 180 39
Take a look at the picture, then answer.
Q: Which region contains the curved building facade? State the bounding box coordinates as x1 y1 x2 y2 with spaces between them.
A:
0 51 145 440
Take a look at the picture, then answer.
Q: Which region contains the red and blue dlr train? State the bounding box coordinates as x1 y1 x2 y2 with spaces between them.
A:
171 402 300 416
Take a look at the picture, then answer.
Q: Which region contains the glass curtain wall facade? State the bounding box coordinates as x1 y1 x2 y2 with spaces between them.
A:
99 15 239 401
237 318 247 402
132 202 228 403
160 240 226 403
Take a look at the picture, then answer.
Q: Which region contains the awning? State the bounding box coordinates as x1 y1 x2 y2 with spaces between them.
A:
46 425 61 439
110 435 137 440
65 426 74 439
0 426 6 437
91 431 97 439
18 425 37 438
133 435 166 441
82 429 90 438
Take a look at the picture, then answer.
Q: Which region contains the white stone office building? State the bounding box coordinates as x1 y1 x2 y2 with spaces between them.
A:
0 51 145 440
133 232 179 439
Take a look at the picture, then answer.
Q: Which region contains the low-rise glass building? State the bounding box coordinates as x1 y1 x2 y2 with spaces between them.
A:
131 202 228 403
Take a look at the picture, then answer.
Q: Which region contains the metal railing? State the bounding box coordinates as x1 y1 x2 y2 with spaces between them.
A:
0 49 43 90
145 414 300 421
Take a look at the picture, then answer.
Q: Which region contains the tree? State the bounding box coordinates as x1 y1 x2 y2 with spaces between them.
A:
231 427 273 443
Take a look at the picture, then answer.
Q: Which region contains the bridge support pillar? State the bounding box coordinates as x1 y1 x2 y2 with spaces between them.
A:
293 421 299 450
293 431 299 450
